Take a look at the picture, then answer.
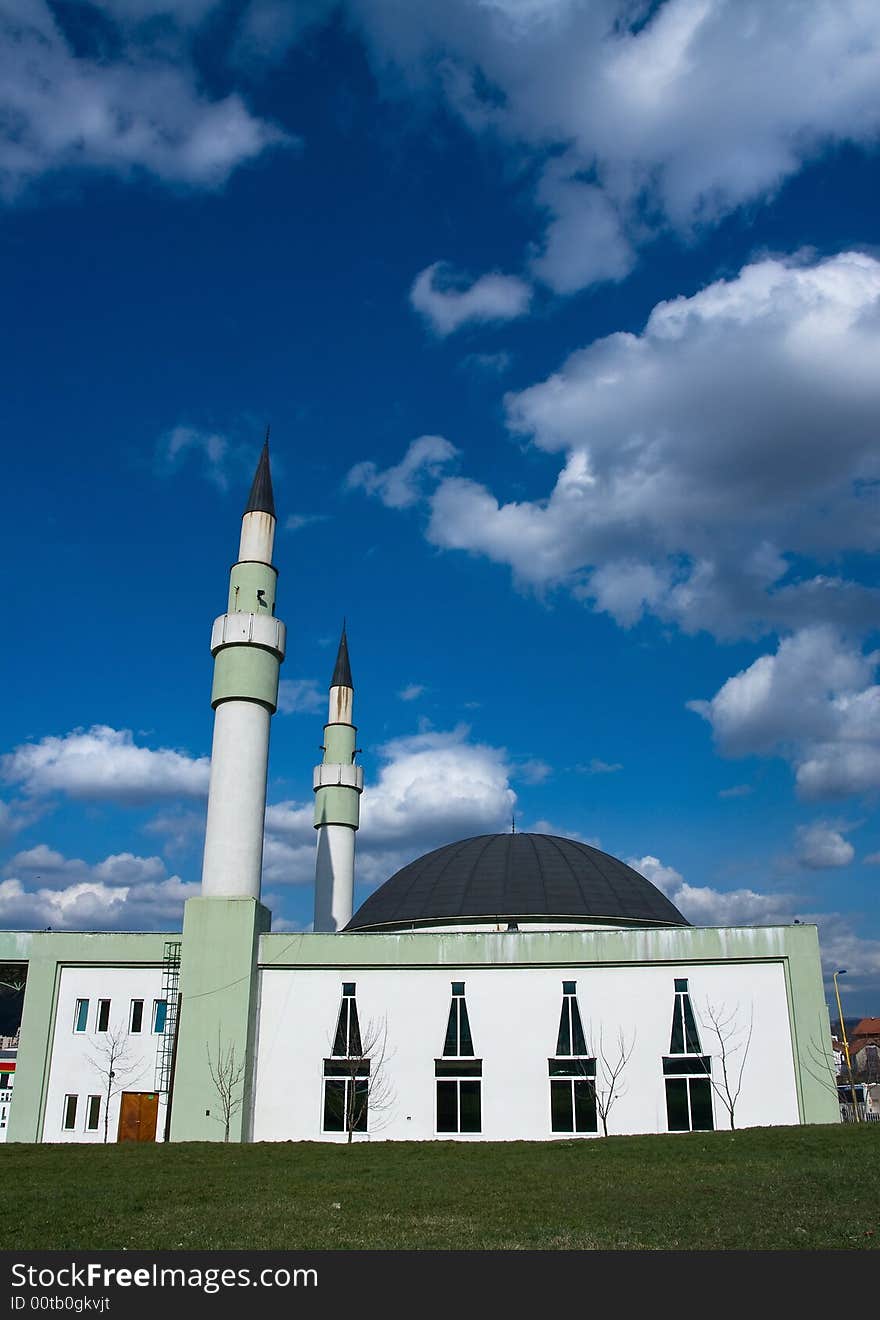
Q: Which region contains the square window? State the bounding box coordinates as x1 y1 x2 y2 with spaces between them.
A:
63 1095 78 1131
342 983 356 997
129 1000 144 1033
86 1096 101 1132
97 1000 110 1032
562 980 576 995
674 977 688 993
74 1000 89 1033
451 982 465 996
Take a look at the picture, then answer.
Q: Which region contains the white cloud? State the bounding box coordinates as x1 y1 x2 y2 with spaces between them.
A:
347 435 458 509
577 759 623 776
515 758 552 785
374 251 880 640
277 679 325 716
263 725 516 891
794 824 855 871
142 807 206 857
284 513 329 532
352 0 880 289
718 784 752 800
0 1 290 200
690 627 880 801
0 845 196 930
398 684 425 702
410 262 532 336
1 726 210 804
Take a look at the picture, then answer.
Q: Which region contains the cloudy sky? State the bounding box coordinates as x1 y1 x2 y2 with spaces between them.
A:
2 0 879 1010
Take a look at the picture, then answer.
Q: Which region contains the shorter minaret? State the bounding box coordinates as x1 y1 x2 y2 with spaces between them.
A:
313 626 363 932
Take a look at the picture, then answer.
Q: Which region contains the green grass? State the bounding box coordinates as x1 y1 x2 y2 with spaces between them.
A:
2 1125 878 1251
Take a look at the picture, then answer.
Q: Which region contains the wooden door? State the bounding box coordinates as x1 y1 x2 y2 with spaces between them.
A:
117 1091 159 1143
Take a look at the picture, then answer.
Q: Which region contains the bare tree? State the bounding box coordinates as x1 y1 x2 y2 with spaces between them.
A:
206 1032 246 1142
0 965 26 995
88 1026 146 1142
586 1025 636 1136
332 1016 396 1144
698 1000 753 1130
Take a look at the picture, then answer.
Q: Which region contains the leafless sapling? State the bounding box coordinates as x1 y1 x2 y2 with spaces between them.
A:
206 1031 246 1142
698 1000 754 1130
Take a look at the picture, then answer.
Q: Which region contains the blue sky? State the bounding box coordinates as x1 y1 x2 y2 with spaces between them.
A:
1 1 879 1012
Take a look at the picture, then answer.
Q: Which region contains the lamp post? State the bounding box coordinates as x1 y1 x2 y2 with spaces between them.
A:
833 970 860 1122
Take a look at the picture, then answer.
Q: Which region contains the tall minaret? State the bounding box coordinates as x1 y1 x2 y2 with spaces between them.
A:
201 437 286 899
313 625 363 931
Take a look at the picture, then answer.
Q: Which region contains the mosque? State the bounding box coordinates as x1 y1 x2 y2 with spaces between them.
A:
1 447 838 1143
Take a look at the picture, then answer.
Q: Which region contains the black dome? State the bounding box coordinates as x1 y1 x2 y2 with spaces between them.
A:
345 833 688 931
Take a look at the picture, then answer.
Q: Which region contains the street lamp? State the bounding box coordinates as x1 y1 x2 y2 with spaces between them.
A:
833 970 860 1122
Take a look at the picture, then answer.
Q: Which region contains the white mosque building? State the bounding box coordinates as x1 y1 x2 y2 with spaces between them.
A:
1 446 838 1144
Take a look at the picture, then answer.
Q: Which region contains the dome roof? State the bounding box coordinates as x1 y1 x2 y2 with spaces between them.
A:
345 833 688 931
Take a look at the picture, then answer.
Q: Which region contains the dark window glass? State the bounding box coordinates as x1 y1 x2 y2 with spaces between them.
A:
574 1080 598 1133
670 998 685 1053
342 983 355 997
63 1095 78 1130
350 1079 369 1132
683 997 702 1053
459 1081 481 1132
551 1080 573 1132
74 1000 88 1033
451 982 465 997
153 1000 167 1034
556 1001 571 1056
332 1002 348 1056
0 1073 8 1089
437 1080 457 1132
665 1078 690 1131
323 1080 346 1132
442 1002 458 1057
86 1096 100 1131
689 1078 714 1131
674 978 688 993
663 1056 711 1076
347 1000 362 1056
562 980 576 995
570 999 587 1056
457 1000 474 1056
435 1060 482 1077
97 1000 110 1032
130 1000 144 1033
549 1058 596 1078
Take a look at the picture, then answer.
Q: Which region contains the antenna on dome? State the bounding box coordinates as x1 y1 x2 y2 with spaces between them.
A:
511 813 516 835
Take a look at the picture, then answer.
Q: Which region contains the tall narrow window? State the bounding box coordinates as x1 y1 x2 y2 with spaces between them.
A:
86 1096 101 1132
63 1095 78 1130
436 983 481 1132
129 1000 144 1034
97 1000 110 1032
442 982 474 1057
73 1000 89 1033
549 982 597 1133
663 979 714 1132
331 984 362 1057
323 984 370 1135
153 1000 168 1034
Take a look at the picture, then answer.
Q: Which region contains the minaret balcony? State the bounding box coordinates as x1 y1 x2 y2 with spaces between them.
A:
210 613 286 659
313 764 364 791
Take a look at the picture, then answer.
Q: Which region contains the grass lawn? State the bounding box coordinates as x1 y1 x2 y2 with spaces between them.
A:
2 1124 878 1251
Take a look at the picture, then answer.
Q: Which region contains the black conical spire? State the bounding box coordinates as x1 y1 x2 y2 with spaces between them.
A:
331 622 353 689
244 428 275 517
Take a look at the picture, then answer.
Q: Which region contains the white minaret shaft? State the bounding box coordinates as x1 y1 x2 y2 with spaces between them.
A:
313 627 363 932
201 438 286 900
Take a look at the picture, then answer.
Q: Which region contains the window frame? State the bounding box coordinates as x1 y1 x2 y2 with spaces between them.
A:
86 1095 101 1132
435 1076 482 1134
97 999 111 1033
129 999 144 1034
152 999 168 1034
73 999 89 1034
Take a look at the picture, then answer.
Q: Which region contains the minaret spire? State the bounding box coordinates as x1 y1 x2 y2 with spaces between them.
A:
244 429 275 518
313 624 363 933
331 621 353 690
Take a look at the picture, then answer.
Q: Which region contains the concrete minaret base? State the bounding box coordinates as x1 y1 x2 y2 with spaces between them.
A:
314 824 356 932
201 701 271 900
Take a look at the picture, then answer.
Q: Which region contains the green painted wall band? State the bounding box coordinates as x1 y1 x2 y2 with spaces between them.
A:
227 561 278 615
323 723 356 763
211 646 280 710
314 787 361 828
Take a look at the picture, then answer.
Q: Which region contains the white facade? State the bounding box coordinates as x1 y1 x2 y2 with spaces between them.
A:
252 958 799 1142
43 966 167 1143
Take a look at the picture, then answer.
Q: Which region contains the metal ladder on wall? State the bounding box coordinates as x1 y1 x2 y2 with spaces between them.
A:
154 939 181 1095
